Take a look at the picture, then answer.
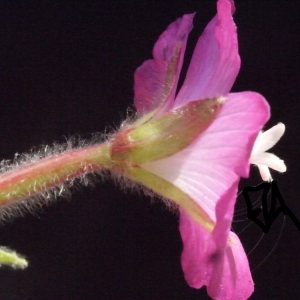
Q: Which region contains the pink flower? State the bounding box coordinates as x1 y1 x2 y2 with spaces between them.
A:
130 0 270 299
0 0 284 291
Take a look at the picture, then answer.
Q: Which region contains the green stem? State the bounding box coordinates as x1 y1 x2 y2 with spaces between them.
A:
0 142 112 207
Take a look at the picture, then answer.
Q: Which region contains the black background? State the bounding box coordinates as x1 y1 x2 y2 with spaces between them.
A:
0 1 299 299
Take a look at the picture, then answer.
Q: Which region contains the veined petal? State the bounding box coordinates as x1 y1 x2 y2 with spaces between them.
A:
207 232 253 300
251 123 285 154
180 210 213 289
143 92 270 222
180 181 253 299
175 0 240 109
134 14 194 117
208 181 253 299
220 232 253 299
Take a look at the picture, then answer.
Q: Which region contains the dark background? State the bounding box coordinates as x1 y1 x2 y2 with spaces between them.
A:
0 1 299 299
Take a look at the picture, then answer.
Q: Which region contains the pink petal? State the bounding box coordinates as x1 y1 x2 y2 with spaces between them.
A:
179 209 213 289
134 14 194 116
175 0 240 109
208 181 253 299
180 182 254 300
143 92 270 222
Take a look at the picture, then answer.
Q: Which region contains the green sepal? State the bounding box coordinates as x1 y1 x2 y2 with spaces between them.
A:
111 98 224 164
126 167 214 233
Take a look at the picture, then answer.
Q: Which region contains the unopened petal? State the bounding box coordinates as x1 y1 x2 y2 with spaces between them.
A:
175 0 240 109
134 14 194 116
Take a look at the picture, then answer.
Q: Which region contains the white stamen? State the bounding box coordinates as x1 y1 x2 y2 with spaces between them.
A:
250 123 286 181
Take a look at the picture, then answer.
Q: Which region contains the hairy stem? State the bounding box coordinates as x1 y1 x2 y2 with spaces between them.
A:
0 142 112 207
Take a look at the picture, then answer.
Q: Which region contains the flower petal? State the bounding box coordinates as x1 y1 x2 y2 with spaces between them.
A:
251 123 285 155
174 0 240 109
179 181 253 299
208 181 253 299
134 14 194 116
179 210 212 289
143 92 270 221
207 232 254 300
218 232 254 299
